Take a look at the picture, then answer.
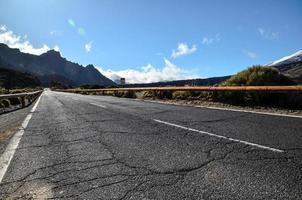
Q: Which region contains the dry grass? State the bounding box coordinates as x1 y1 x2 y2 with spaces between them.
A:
57 86 302 110
0 88 41 95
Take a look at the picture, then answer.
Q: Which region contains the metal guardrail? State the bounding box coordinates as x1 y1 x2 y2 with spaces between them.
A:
0 91 42 99
0 91 42 108
61 86 302 93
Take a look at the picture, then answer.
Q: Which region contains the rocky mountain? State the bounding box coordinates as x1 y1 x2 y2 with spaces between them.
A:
0 43 115 86
268 50 302 66
0 67 41 89
268 50 302 84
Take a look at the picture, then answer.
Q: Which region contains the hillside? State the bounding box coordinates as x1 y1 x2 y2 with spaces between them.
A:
123 76 231 87
271 62 302 84
0 43 115 87
222 66 296 86
0 67 40 89
268 50 302 84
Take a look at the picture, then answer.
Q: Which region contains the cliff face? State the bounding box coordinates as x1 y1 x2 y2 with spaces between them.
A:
0 43 116 86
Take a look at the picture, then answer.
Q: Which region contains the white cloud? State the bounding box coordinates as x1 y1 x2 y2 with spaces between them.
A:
97 58 197 84
50 30 62 36
85 41 92 52
54 45 60 52
202 34 221 45
0 28 49 55
0 25 7 31
202 37 214 45
78 27 85 35
67 19 86 36
171 43 197 58
0 26 59 55
258 28 279 39
258 28 265 35
246 51 257 59
68 19 76 27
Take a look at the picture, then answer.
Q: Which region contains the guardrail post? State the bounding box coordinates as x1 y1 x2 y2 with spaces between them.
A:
28 95 32 104
21 96 26 107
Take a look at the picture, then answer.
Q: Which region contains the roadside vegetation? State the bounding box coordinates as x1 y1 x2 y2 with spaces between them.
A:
0 67 41 91
0 88 42 95
214 66 300 108
59 65 301 109
0 67 42 111
221 66 296 86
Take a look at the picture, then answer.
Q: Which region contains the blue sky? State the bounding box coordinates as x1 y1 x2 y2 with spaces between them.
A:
0 0 301 83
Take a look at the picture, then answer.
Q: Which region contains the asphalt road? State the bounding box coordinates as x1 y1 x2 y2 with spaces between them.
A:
0 103 34 156
0 90 302 199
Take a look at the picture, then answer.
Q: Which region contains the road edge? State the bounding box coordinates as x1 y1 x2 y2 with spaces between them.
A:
0 92 43 183
137 99 302 119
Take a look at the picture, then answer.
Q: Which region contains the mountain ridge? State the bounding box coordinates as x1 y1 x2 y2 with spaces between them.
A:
268 50 302 84
268 50 302 67
0 43 301 87
0 43 115 87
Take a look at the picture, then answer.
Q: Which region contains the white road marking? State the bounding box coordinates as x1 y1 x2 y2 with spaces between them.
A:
0 93 43 183
90 103 107 109
140 99 302 119
154 119 284 153
195 105 302 119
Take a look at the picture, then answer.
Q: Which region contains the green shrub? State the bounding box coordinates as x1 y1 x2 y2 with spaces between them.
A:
1 99 10 108
216 66 301 108
143 91 156 98
0 88 6 95
143 90 173 99
8 97 21 105
111 91 136 98
172 91 197 100
122 91 136 98
158 90 173 99
172 91 188 99
222 65 296 86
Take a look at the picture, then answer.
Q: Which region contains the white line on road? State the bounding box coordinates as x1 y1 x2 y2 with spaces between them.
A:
154 119 284 153
0 93 43 183
195 105 302 119
141 99 302 119
90 103 107 109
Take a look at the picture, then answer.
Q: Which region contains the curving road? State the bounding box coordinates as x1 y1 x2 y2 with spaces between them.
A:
0 90 302 199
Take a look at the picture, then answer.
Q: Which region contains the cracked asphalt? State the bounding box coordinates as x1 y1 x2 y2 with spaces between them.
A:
0 104 34 156
0 90 302 199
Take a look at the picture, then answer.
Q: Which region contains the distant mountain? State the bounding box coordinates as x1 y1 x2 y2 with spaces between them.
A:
0 67 40 89
123 76 231 87
0 43 115 86
268 50 302 66
268 50 302 84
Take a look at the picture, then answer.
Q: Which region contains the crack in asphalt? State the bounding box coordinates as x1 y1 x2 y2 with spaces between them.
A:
46 95 299 199
52 177 131 199
2 93 302 199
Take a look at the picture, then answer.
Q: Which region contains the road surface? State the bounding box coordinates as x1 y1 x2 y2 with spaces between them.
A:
0 90 302 199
